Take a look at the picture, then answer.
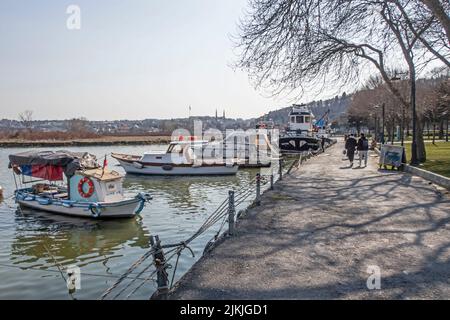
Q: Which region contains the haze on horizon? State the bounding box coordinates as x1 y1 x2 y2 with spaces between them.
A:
0 0 340 121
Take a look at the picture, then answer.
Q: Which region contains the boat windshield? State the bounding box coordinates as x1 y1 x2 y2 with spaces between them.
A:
167 143 186 154
290 115 311 124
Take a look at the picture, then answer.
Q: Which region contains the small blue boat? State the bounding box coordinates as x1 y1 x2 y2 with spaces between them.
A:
8 151 151 219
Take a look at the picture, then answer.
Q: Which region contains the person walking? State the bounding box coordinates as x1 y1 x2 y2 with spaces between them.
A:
345 134 357 167
357 133 369 167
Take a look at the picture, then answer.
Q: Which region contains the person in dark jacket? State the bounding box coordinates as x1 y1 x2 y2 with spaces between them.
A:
345 134 357 167
357 133 369 167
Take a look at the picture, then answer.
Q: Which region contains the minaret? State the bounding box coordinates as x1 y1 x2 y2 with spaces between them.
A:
215 109 218 121
223 109 225 119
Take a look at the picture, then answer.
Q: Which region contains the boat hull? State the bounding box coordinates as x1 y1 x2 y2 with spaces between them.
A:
17 198 142 219
113 156 239 176
279 136 321 153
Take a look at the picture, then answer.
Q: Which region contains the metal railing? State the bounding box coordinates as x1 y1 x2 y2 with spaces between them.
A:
99 146 329 300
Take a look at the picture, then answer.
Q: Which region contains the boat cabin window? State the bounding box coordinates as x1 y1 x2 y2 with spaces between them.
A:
296 116 304 123
167 144 185 154
290 115 311 124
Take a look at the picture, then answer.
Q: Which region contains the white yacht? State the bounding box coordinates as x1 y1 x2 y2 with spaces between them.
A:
112 140 239 176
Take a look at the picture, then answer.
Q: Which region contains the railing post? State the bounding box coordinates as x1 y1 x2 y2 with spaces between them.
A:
228 190 235 236
256 132 260 166
256 173 261 206
150 235 169 300
279 157 283 181
270 173 274 190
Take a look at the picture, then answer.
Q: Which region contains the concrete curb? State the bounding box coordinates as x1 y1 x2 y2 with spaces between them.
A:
403 165 450 190
374 147 450 190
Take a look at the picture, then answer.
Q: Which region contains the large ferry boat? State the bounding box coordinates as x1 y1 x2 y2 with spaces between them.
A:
279 104 322 153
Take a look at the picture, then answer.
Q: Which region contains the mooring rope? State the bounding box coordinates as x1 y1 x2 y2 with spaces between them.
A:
0 262 151 281
101 169 291 300
124 269 158 300
109 246 178 300
99 247 156 300
43 244 76 300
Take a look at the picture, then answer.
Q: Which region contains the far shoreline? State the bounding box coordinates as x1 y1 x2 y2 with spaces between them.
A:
0 135 172 148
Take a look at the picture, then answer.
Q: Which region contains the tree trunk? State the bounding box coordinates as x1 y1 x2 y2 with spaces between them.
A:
439 119 444 139
386 123 390 142
392 120 396 144
416 118 427 163
433 122 436 144
447 117 449 142
421 0 450 44
401 107 405 146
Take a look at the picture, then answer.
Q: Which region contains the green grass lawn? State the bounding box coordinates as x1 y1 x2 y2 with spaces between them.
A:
405 141 450 178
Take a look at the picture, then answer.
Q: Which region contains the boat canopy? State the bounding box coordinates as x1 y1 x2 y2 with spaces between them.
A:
8 150 99 181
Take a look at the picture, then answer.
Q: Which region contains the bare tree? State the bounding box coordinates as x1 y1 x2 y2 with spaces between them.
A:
68 117 89 132
378 2 426 162
389 0 450 68
235 0 449 163
420 0 450 44
18 110 34 132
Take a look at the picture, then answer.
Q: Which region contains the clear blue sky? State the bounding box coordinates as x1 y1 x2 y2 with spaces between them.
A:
0 0 315 121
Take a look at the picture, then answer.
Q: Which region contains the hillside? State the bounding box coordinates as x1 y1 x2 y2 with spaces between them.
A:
258 93 351 125
0 93 351 135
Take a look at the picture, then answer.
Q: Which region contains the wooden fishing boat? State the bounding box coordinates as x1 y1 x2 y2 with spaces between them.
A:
8 151 151 219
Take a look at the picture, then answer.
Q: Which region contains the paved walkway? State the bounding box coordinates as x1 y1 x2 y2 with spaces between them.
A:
170 139 450 299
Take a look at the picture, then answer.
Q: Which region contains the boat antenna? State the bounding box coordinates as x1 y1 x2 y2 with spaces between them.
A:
102 154 108 177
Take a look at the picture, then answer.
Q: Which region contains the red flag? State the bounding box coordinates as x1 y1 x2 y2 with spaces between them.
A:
101 155 108 177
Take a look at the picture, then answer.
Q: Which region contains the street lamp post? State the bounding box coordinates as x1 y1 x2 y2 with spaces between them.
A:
373 104 385 144
375 115 379 142
382 103 385 145
446 116 449 142
410 72 419 166
369 113 375 139
401 106 405 146
390 76 405 147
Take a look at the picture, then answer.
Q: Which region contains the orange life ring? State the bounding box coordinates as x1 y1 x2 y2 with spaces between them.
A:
78 177 95 198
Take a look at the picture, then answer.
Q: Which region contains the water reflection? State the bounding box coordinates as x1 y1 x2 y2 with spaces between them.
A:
123 172 254 212
11 208 150 269
0 146 263 299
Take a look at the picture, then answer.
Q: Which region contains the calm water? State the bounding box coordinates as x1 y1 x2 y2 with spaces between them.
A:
0 145 272 300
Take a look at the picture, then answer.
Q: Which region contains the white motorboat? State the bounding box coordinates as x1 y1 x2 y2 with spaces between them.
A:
112 140 239 176
8 151 151 219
